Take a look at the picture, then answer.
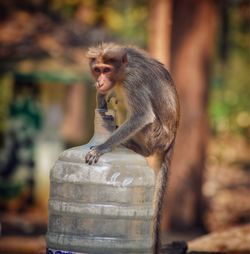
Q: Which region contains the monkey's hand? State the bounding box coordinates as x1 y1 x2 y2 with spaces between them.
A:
107 91 118 104
85 145 111 165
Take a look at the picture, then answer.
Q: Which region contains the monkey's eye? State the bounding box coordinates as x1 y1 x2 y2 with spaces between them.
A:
94 67 101 74
103 67 111 73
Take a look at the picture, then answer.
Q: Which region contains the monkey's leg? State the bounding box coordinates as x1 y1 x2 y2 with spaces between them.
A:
122 139 150 157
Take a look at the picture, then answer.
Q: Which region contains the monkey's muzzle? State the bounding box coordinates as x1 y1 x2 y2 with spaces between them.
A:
96 81 104 88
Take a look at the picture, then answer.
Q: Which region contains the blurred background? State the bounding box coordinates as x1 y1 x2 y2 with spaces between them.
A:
0 0 249 253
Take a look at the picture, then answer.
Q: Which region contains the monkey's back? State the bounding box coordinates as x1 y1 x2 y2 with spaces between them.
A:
124 46 179 133
125 47 173 85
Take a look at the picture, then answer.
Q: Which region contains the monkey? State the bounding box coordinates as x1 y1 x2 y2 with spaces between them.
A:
85 43 180 254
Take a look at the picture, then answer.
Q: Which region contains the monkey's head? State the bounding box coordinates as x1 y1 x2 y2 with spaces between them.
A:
87 43 128 94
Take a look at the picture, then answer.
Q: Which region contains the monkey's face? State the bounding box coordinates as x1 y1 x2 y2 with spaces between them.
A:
91 63 116 94
87 46 128 94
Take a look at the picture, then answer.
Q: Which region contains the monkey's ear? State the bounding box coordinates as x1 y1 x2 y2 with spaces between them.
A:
122 53 128 65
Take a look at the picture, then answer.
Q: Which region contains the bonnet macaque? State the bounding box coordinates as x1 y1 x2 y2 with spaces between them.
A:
85 43 180 254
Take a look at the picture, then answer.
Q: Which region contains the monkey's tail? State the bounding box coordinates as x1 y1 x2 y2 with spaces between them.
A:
153 140 175 254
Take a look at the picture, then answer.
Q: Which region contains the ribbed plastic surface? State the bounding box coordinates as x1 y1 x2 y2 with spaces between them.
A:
46 110 155 254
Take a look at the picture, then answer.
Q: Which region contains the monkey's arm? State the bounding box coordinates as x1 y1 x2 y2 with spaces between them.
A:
102 114 150 146
85 109 154 164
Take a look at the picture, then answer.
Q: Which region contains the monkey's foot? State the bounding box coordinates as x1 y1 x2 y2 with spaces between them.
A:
85 145 111 165
85 148 101 165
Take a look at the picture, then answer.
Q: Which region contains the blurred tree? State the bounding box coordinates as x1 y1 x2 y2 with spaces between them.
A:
61 83 95 146
165 0 218 231
219 0 229 64
104 0 148 46
0 75 13 142
148 0 172 68
209 1 250 137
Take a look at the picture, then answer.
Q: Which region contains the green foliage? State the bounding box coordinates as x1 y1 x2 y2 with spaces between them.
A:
103 0 148 46
49 0 148 46
209 4 250 138
50 0 86 17
0 74 13 134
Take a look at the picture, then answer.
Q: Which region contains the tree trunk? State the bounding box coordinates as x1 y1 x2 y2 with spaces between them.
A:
166 0 218 230
148 0 172 69
61 84 88 145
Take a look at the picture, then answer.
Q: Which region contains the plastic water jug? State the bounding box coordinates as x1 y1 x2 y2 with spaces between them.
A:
46 109 156 254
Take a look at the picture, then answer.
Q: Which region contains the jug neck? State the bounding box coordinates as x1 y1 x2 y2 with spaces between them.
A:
90 109 116 144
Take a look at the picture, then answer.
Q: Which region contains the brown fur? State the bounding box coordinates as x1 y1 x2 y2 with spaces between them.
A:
85 43 180 254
